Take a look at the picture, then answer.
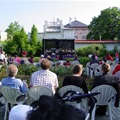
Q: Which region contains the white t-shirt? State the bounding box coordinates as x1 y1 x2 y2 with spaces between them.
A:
9 105 32 120
0 54 5 60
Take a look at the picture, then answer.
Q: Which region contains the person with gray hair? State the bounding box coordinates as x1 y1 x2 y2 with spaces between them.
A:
1 64 28 93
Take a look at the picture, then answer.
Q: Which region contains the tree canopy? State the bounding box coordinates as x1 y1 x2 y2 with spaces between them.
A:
87 7 120 40
5 21 21 39
4 22 42 56
29 25 42 55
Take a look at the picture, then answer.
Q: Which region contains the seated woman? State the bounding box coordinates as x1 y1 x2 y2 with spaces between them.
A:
7 54 14 64
28 55 34 64
13 55 21 65
62 64 88 93
63 60 71 66
92 63 119 115
74 54 80 63
1 64 28 93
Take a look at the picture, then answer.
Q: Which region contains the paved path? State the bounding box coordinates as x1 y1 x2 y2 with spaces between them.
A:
92 101 120 120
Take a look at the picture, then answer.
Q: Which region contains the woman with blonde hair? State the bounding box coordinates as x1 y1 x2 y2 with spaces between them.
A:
92 63 119 115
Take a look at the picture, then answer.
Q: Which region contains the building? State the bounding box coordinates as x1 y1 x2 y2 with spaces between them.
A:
42 19 75 54
75 40 120 51
64 19 89 40
28 18 118 52
0 30 7 41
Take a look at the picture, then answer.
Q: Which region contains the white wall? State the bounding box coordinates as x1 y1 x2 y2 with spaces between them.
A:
0 31 7 41
75 43 119 51
63 29 74 39
44 32 63 39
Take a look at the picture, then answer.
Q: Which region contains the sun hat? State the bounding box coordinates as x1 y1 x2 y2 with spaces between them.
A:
41 55 44 58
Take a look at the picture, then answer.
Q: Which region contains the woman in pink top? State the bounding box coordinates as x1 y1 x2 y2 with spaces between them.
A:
14 55 21 64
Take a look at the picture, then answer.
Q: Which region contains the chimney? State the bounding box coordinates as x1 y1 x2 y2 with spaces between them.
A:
69 17 72 25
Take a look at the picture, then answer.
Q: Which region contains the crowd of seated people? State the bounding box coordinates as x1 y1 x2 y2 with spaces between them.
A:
0 51 120 119
45 48 75 60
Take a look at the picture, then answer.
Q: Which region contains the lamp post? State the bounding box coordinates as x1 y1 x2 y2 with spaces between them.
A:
99 35 102 41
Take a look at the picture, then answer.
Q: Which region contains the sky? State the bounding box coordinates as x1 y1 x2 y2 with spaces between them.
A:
0 0 120 33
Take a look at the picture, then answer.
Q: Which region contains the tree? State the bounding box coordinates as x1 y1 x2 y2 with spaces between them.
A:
29 25 42 55
5 21 21 40
13 27 28 55
87 7 120 40
3 40 18 55
30 25 38 46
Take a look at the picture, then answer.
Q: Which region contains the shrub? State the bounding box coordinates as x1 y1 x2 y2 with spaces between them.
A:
75 44 107 57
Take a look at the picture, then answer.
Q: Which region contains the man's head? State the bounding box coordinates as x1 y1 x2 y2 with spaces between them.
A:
40 59 50 70
6 64 18 77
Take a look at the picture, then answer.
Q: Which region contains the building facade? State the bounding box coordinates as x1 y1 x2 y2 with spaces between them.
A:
42 19 75 54
64 19 89 40
0 30 7 41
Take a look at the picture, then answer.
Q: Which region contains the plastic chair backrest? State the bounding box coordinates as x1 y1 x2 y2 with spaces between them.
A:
71 60 80 66
58 85 84 96
107 60 114 65
29 86 53 101
114 71 120 81
1 86 23 104
89 63 99 70
91 85 117 105
58 85 88 113
94 64 102 76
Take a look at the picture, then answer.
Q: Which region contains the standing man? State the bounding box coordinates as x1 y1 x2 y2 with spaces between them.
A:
30 59 59 94
0 51 6 64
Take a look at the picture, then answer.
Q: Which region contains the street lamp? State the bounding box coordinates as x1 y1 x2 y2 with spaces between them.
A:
99 35 102 41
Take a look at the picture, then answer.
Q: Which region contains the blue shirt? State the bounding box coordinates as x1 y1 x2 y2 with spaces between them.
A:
1 76 28 93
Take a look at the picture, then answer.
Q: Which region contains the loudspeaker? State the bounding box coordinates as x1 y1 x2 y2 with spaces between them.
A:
95 47 98 50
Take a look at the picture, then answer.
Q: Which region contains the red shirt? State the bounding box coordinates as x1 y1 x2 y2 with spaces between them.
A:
112 64 120 75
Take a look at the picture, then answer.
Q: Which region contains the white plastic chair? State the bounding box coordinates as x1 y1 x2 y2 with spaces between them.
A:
58 85 88 114
28 86 53 104
1 86 27 120
71 60 80 66
94 64 102 76
90 85 117 120
114 71 120 82
89 63 99 77
86 62 90 76
107 60 114 66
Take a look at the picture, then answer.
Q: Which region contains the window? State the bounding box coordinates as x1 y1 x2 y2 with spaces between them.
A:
75 36 78 39
82 35 86 40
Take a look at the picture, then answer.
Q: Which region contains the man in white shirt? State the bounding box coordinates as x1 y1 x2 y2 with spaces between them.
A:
30 59 58 94
0 51 6 64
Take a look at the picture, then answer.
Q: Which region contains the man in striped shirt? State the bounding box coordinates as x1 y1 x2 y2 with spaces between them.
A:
30 59 58 94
